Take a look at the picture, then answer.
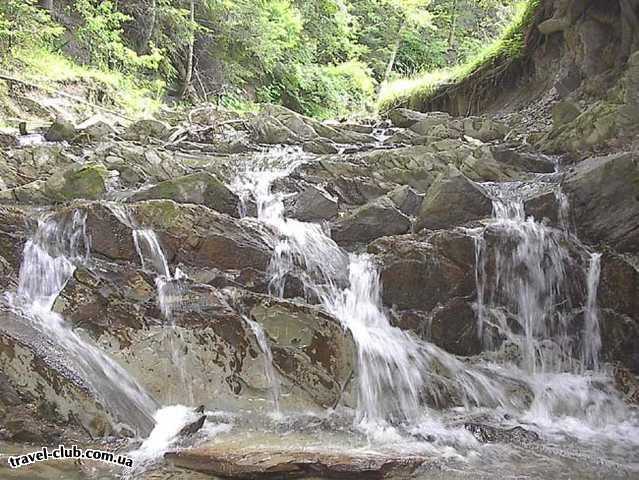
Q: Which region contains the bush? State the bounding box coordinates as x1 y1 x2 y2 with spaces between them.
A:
259 60 374 119
0 0 62 61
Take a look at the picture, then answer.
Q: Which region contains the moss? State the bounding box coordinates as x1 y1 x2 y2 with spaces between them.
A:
45 163 107 202
379 0 541 112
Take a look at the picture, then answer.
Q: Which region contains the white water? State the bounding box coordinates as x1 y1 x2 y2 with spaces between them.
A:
5 212 158 435
582 252 602 371
232 148 515 435
245 317 281 415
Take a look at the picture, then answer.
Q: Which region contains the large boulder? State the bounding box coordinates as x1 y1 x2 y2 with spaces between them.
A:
43 163 108 202
129 172 240 217
387 108 433 128
123 118 171 141
562 152 639 253
331 197 411 246
415 167 492 231
286 185 338 222
369 230 476 312
45 115 77 142
166 442 425 479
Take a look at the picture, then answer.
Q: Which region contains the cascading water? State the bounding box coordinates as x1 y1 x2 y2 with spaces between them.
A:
232 148 514 435
582 252 602 371
245 316 281 415
5 211 158 435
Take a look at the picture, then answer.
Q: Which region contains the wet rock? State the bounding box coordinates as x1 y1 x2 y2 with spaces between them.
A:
303 138 339 154
332 197 411 246
415 167 492 231
245 294 355 408
387 108 432 128
166 443 426 479
262 104 318 141
369 230 476 312
287 185 338 222
178 415 206 438
562 152 639 253
0 309 117 439
386 185 423 217
45 115 77 142
462 116 507 142
123 118 171 141
44 163 108 202
464 423 539 443
129 172 240 217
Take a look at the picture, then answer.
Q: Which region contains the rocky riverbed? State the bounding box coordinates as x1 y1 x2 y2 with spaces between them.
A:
0 99 638 479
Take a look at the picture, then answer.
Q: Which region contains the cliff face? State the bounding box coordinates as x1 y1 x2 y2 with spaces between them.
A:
400 0 639 154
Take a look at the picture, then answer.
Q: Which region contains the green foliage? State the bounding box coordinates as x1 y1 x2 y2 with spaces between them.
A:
378 0 539 111
0 0 62 60
73 0 163 75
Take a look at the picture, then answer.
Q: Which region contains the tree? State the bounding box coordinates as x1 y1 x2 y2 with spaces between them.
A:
178 0 194 99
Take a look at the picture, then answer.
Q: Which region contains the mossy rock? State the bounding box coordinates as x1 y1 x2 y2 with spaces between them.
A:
130 172 239 216
44 163 108 202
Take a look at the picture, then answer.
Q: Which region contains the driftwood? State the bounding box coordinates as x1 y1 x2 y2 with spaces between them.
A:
0 74 132 121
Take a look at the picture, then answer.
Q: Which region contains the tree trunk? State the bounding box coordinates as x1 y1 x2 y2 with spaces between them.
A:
447 0 458 48
382 21 405 85
139 0 157 54
179 0 195 100
39 0 53 10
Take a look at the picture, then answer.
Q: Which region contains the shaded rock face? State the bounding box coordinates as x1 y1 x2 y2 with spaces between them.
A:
332 197 411 246
563 152 639 253
415 168 492 231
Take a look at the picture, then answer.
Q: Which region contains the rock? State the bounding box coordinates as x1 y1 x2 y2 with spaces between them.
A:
177 415 206 438
538 17 569 35
252 115 300 144
44 163 108 202
166 442 426 479
123 118 171 141
523 190 562 225
386 185 423 216
462 116 507 142
369 230 476 312
287 185 338 222
415 167 492 231
491 146 556 174
45 115 76 142
562 152 639 252
0 132 19 148
129 172 240 217
262 104 318 140
409 112 454 135
302 138 339 154
0 309 122 439
332 197 411 246
552 100 581 128
387 108 431 128
76 116 117 140
464 423 539 443
246 294 355 408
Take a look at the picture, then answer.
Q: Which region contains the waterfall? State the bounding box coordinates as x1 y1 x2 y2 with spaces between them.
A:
232 148 511 433
6 212 157 435
245 317 281 415
581 252 602 371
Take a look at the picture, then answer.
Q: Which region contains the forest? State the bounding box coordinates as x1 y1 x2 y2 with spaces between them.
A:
0 0 517 118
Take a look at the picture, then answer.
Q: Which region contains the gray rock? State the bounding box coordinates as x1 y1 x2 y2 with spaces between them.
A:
409 112 454 136
45 115 76 142
332 197 411 246
302 138 339 154
415 167 492 231
386 185 423 216
562 152 639 252
552 100 581 128
129 172 240 217
462 116 507 142
123 118 171 141
387 108 431 128
288 185 338 222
